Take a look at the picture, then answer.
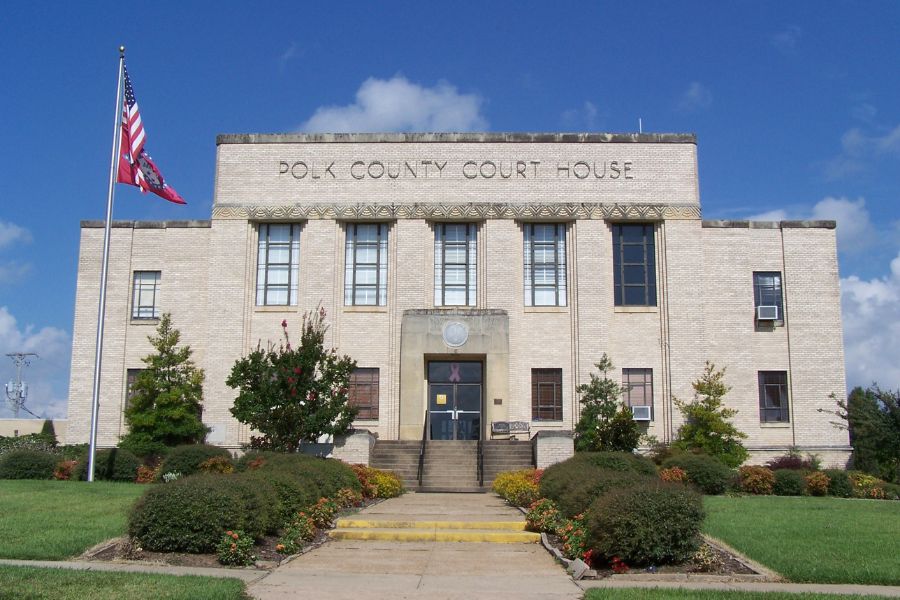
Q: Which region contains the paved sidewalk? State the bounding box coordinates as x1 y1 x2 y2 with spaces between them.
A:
580 579 900 598
0 558 266 582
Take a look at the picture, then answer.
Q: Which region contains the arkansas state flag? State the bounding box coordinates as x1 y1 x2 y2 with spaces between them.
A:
116 63 186 205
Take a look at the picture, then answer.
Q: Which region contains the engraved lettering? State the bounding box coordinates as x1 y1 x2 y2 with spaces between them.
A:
421 160 432 177
516 161 527 178
463 161 478 179
324 162 335 178
434 160 447 177
557 162 569 178
593 162 606 179
405 161 417 177
573 161 590 179
480 161 497 178
290 161 308 179
624 161 633 180
530 161 541 177
387 162 401 179
610 161 620 179
350 161 365 180
368 161 385 179
499 161 512 179
279 161 289 175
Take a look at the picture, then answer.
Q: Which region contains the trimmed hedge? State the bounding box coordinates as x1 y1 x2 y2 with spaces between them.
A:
0 449 57 479
773 469 807 496
158 444 231 479
129 474 275 552
540 454 654 517
585 480 705 565
236 451 360 497
824 469 853 498
76 448 141 482
661 453 731 495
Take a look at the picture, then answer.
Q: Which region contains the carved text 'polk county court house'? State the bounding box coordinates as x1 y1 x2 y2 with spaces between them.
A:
65 133 851 467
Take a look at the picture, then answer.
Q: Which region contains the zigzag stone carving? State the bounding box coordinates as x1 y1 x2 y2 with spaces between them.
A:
211 203 701 221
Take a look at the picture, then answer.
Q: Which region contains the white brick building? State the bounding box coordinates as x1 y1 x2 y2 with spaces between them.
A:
65 133 851 466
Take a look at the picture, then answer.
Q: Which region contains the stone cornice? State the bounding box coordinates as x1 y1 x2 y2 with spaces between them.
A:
216 132 697 145
211 202 701 221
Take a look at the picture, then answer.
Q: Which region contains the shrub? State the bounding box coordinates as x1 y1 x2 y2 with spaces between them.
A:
0 449 57 479
241 469 319 526
773 469 807 496
216 530 255 566
766 450 820 471
823 469 853 498
492 469 541 507
136 465 160 484
585 480 705 565
539 457 652 517
54 459 78 481
662 453 731 495
882 482 900 501
200 456 235 474
237 452 360 498
738 466 775 495
370 469 404 498
574 355 641 453
335 487 364 508
128 474 274 552
526 498 563 533
576 451 658 476
76 448 141 482
158 444 231 479
277 512 317 555
849 471 887 499
118 434 169 462
0 434 57 457
659 467 688 483
557 513 588 561
805 471 830 496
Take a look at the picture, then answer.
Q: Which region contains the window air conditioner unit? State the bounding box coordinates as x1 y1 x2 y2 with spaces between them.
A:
757 305 779 321
631 405 652 421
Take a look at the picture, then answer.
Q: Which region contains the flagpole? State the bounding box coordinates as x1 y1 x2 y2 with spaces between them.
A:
87 46 126 482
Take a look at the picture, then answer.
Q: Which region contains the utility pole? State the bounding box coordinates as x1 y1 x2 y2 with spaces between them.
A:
5 352 38 418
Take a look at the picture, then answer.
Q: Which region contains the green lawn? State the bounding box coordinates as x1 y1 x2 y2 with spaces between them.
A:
0 566 248 600
703 496 900 585
0 480 146 560
585 590 888 600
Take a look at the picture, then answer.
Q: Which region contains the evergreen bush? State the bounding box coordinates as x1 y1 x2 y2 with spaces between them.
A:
0 449 57 479
823 469 852 497
540 458 652 517
738 465 775 495
773 469 807 496
585 480 705 565
158 444 231 479
76 448 141 482
661 453 731 495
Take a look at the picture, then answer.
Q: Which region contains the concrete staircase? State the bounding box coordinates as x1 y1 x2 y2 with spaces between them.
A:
329 517 540 543
370 439 534 492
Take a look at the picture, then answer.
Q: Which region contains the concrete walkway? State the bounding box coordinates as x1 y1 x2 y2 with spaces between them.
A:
248 492 582 600
580 579 900 598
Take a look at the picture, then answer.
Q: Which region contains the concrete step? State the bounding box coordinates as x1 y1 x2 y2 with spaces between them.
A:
335 518 527 531
329 527 538 543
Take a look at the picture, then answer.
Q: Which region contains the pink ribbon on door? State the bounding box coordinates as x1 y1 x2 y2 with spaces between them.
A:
449 363 461 382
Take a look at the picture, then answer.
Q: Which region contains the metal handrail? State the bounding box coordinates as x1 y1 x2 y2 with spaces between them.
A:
417 416 427 487
477 437 484 487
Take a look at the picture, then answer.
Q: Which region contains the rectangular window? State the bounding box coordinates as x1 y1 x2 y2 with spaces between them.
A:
758 371 789 422
524 224 567 306
344 223 388 306
434 223 477 306
623 368 653 418
349 368 379 420
131 271 161 319
125 368 143 411
612 224 657 306
753 272 784 322
256 224 301 306
532 368 563 421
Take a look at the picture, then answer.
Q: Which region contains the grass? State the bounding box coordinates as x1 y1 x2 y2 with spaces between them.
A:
0 566 248 600
0 480 145 560
703 495 900 585
585 590 889 600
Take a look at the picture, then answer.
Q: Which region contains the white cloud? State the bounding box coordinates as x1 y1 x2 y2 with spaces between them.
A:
841 251 900 390
299 76 488 133
822 123 900 180
771 26 803 53
0 261 31 284
561 101 599 130
278 42 299 71
0 221 31 249
676 82 712 112
0 306 70 419
747 197 874 253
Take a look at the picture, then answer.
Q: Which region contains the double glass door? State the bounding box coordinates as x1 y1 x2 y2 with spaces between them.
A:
427 361 482 440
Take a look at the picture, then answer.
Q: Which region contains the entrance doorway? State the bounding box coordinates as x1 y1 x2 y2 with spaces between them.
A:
427 361 482 440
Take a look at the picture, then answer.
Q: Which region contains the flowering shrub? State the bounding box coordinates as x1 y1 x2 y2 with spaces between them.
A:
277 512 317 555
525 498 563 533
492 469 541 507
351 465 404 498
557 513 588 560
689 544 724 572
216 530 255 566
805 471 830 496
659 466 688 483
308 497 340 528
849 472 887 499
661 453 731 495
199 455 235 474
54 459 78 481
351 464 378 498
135 464 159 484
161 471 182 483
738 466 775 495
335 487 364 508
610 556 629 574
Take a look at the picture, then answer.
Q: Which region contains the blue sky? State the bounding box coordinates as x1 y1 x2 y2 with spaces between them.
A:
1 1 898 418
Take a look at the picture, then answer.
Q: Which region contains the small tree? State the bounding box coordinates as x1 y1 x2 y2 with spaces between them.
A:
574 354 641 452
39 419 57 447
673 361 748 468
120 313 208 455
227 307 357 452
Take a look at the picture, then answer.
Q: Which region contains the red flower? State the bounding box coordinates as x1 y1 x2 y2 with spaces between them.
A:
281 319 288 328
294 367 302 374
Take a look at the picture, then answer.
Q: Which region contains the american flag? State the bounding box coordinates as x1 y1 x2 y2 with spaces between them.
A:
120 64 147 190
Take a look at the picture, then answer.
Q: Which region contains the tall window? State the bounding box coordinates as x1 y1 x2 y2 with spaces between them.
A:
622 368 653 416
758 371 789 422
349 368 379 420
612 224 656 306
532 368 563 421
256 224 301 306
344 223 388 306
524 224 567 306
131 271 161 319
125 368 143 411
753 272 784 322
434 223 477 306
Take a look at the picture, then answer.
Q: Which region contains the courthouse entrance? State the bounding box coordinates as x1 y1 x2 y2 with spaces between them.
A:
427 361 483 440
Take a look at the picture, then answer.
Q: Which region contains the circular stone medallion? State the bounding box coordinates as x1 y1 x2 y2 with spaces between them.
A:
442 321 469 348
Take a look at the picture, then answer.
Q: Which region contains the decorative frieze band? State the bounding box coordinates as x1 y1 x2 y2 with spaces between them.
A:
212 202 701 221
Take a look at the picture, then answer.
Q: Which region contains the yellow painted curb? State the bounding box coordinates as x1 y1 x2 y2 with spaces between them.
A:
335 519 527 531
329 528 540 543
